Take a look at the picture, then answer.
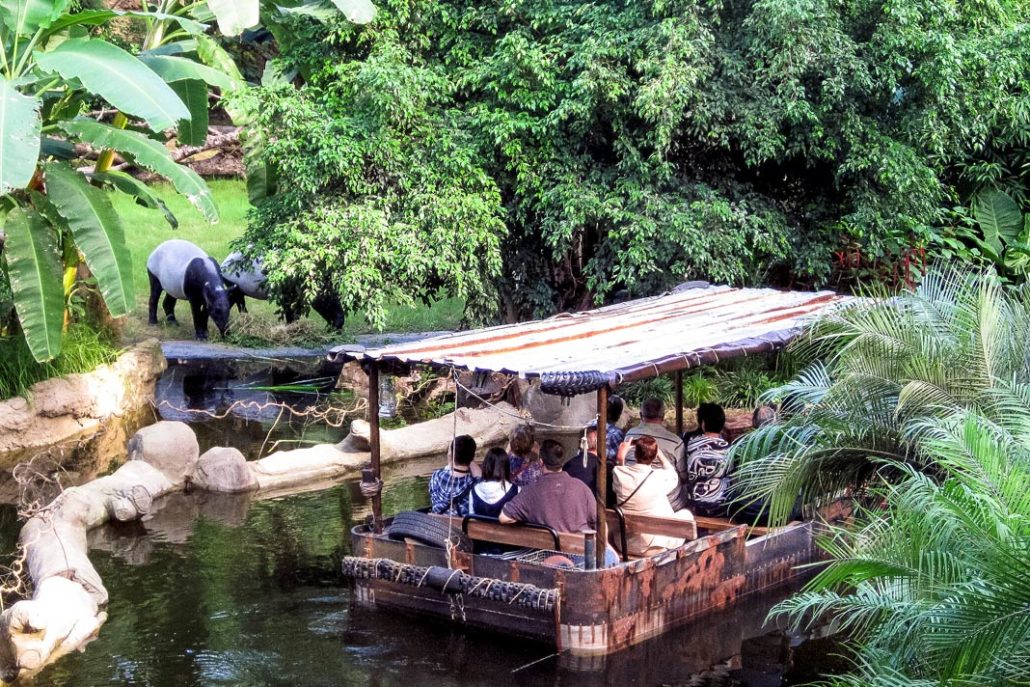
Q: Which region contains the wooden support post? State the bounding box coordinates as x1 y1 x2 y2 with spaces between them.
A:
595 386 609 569
366 363 383 531
675 369 684 436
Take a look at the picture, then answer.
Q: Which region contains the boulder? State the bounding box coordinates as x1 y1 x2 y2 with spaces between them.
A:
192 447 258 493
126 421 199 487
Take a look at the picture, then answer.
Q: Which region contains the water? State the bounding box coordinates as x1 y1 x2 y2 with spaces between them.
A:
6 362 848 686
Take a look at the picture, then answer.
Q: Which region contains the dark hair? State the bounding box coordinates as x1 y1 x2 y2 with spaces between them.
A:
697 403 726 433
509 425 535 456
539 439 566 470
481 447 510 482
452 435 477 466
634 435 658 465
607 395 625 424
640 398 665 421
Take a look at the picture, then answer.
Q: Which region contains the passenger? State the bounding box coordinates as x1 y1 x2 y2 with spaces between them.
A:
624 397 688 510
507 424 544 488
468 447 519 518
685 403 731 517
603 395 626 461
752 403 778 428
500 440 620 566
613 436 694 556
428 435 478 516
563 421 616 506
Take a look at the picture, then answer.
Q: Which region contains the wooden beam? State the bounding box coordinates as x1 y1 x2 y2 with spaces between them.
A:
595 386 609 568
674 369 684 436
366 364 383 530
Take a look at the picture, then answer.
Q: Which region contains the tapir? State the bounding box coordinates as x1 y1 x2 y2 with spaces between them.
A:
221 251 345 330
146 239 231 340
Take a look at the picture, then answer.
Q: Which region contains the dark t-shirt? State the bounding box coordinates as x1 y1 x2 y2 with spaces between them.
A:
501 471 597 533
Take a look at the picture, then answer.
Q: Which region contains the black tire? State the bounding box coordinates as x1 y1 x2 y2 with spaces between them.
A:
386 512 471 552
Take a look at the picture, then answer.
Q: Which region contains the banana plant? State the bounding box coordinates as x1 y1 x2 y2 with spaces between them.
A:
0 0 375 362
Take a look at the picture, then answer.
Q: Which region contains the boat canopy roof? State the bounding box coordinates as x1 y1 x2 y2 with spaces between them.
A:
329 284 849 395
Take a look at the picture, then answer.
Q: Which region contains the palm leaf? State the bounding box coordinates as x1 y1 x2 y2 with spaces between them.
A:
168 79 208 146
0 78 40 194
0 0 69 36
92 171 178 229
60 118 218 222
2 205 63 361
138 54 237 91
43 163 134 316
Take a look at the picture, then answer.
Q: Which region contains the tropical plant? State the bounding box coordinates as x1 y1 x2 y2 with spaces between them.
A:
682 373 719 409
772 407 1030 686
0 0 374 363
241 0 1030 321
730 264 1030 525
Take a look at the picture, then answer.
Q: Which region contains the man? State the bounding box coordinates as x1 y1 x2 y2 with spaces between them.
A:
428 435 478 516
603 395 626 461
685 403 731 517
500 440 596 532
624 397 688 509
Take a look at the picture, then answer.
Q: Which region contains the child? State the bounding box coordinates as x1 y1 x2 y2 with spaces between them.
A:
469 447 519 517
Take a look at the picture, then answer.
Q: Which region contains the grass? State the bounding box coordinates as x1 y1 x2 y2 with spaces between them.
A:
0 324 120 400
114 179 465 347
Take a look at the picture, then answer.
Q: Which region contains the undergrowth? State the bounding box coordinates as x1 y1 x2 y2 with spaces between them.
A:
619 356 788 410
0 324 120 400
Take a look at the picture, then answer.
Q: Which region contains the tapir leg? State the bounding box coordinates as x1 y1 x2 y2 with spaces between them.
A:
162 294 177 323
147 271 161 325
189 300 209 340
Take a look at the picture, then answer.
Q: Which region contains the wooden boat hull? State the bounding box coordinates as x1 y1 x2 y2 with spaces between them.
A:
345 520 818 657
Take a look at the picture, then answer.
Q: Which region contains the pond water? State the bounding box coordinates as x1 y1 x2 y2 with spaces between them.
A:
5 362 847 686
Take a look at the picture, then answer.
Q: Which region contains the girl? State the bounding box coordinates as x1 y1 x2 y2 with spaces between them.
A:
469 447 519 517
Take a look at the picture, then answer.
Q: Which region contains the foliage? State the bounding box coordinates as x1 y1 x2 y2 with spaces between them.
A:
243 0 1029 320
620 376 676 409
681 374 719 409
0 0 371 362
772 407 1030 687
731 264 1030 526
0 322 118 399
934 189 1030 282
713 359 781 409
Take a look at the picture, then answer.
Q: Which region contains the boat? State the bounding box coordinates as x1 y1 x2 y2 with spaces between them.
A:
333 283 851 658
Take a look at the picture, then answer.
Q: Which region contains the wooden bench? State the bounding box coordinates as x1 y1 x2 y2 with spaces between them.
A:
426 513 588 555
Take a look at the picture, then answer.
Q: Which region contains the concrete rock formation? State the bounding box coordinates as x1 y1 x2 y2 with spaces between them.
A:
192 447 258 493
127 421 199 487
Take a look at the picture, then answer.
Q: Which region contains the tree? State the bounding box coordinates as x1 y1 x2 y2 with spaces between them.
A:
242 0 1029 322
0 0 374 362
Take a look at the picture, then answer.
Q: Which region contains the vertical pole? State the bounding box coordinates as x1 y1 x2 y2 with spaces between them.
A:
366 363 383 531
675 369 684 436
595 386 609 569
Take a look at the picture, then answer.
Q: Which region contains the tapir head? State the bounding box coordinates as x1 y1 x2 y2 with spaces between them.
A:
205 281 231 336
312 290 346 330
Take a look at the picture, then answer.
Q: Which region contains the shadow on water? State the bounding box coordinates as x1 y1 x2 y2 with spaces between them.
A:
0 361 849 686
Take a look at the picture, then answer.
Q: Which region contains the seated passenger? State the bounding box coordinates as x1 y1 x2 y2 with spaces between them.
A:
685 403 731 517
500 440 620 566
624 397 689 511
469 447 519 518
564 421 616 506
428 435 478 516
613 436 694 556
507 424 544 488
603 395 627 461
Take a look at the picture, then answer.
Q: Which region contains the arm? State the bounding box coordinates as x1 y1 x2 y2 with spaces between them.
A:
499 511 516 524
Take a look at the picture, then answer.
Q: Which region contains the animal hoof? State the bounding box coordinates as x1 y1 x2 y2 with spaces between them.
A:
147 318 158 325
195 333 208 341
166 317 177 324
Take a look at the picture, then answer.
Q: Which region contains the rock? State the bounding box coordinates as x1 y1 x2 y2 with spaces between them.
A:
192 447 258 493
127 421 199 487
521 381 597 428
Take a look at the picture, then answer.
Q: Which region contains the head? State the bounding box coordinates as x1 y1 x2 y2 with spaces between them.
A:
696 402 726 434
204 262 231 336
752 404 778 429
481 447 511 482
223 280 246 313
311 289 346 330
634 435 658 465
640 398 665 423
539 439 566 471
450 434 477 467
586 426 597 452
508 424 535 457
607 395 624 425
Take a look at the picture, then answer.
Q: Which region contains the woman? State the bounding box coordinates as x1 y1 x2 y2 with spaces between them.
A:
613 435 694 556
469 447 519 517
507 424 543 488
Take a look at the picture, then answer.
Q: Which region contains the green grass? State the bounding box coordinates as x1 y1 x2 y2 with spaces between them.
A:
0 324 120 400
114 179 465 346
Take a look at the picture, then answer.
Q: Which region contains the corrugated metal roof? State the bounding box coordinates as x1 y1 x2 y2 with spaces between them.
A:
330 285 849 388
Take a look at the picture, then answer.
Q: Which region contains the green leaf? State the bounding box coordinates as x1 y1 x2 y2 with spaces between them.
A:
0 0 69 36
138 54 236 91
169 79 208 146
93 170 178 229
2 204 63 362
44 9 206 37
327 0 376 23
35 38 190 132
974 190 1023 253
0 78 41 194
43 163 134 316
61 118 218 223
194 34 244 87
207 0 258 36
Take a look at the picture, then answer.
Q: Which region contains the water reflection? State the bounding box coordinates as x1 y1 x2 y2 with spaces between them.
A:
23 475 843 687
